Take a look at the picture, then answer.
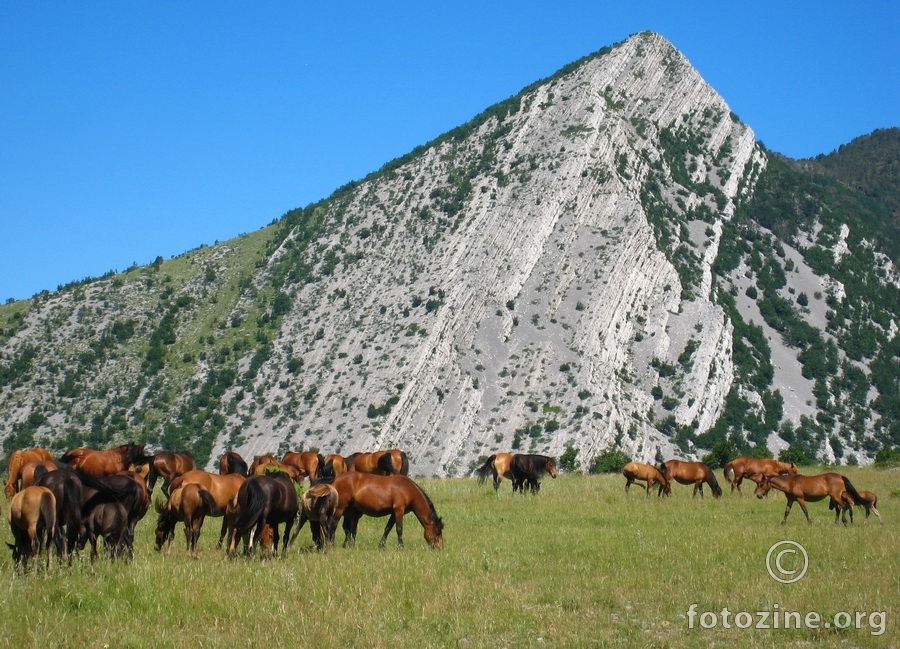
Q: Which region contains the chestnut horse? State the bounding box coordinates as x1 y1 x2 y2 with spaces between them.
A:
248 454 278 476
723 457 797 494
60 443 151 478
18 459 61 491
7 485 57 571
755 473 862 525
168 470 245 549
251 459 302 481
623 461 670 496
661 460 722 498
474 453 515 492
145 451 197 497
281 451 325 483
155 482 221 557
345 449 409 476
289 482 339 550
839 490 882 525
4 448 54 500
226 473 299 557
323 454 348 477
330 472 443 549
219 452 248 476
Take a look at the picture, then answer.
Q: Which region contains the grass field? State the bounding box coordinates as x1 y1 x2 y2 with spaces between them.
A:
1 466 897 648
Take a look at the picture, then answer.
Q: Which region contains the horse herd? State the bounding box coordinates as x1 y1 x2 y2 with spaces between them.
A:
2 444 883 571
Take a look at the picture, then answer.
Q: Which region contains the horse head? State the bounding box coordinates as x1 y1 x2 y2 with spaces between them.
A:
545 457 559 478
426 515 444 550
754 476 772 499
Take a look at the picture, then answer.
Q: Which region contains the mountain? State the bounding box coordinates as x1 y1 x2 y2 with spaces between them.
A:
1 32 897 475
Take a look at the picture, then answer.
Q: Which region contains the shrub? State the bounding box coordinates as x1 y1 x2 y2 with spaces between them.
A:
588 447 631 474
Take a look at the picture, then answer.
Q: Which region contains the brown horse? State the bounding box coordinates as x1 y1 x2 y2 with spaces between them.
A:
510 454 558 493
168 470 245 549
60 443 151 478
723 457 797 494
474 453 514 492
155 483 221 557
145 451 197 497
226 473 299 557
77 470 150 561
219 452 248 476
248 454 278 476
623 462 670 496
755 473 862 525
18 459 61 491
330 472 443 549
4 448 54 500
281 451 325 483
323 454 348 477
81 500 128 564
344 450 410 476
839 490 883 525
289 482 339 550
7 485 57 571
34 467 84 562
251 459 302 481
661 460 722 497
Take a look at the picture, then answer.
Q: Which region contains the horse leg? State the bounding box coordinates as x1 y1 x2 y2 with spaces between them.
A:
781 498 796 525
796 499 812 525
625 477 632 495
870 506 883 525
380 518 396 548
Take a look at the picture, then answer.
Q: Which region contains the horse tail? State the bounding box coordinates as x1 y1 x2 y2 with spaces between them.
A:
197 486 221 517
315 453 326 479
723 461 734 483
399 451 410 476
474 455 496 484
658 462 668 479
841 476 863 505
40 490 57 546
234 479 266 536
376 452 395 475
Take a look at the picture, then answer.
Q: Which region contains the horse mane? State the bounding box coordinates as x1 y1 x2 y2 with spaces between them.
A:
410 478 442 528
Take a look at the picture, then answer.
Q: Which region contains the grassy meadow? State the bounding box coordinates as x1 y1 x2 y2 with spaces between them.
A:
1 466 898 648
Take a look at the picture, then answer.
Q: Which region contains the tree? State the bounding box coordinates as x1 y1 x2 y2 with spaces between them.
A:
559 445 579 473
588 447 631 474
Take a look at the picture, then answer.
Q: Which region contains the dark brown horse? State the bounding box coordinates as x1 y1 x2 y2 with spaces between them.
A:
81 500 128 564
145 451 197 497
345 449 410 476
281 451 325 483
18 459 61 491
168 470 246 549
623 461 670 496
219 452 248 476
226 473 299 557
77 470 150 561
289 482 339 550
155 482 221 557
7 485 57 571
510 454 558 494
839 489 882 525
723 457 797 494
4 448 54 500
61 443 151 478
330 472 443 549
33 466 83 561
474 453 515 492
755 473 862 525
661 459 722 497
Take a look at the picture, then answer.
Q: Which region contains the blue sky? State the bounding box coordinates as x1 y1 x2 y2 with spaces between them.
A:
2 2 897 302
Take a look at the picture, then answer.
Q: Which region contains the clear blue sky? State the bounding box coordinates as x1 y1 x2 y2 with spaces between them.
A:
2 2 897 302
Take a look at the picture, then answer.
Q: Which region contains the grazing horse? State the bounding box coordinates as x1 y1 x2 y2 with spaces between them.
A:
661 460 722 498
623 462 670 496
219 452 249 476
474 453 515 492
323 454 348 476
345 450 410 476
145 451 196 497
81 501 128 564
226 473 299 557
248 454 278 476
289 482 339 550
168 470 246 549
281 451 325 483
34 467 83 562
7 485 57 570
330 472 443 549
60 443 151 478
251 458 303 481
723 457 797 494
755 473 862 525
510 454 558 494
839 490 882 525
77 470 150 561
155 483 221 557
4 448 53 500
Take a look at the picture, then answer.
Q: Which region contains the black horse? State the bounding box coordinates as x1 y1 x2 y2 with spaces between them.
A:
510 454 559 494
33 465 83 561
226 472 299 557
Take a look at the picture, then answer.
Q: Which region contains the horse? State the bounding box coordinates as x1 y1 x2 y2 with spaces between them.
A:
622 461 670 496
7 485 57 571
248 454 279 476
80 500 128 564
839 489 882 525
4 447 54 500
661 459 722 498
323 454 347 476
345 449 410 476
77 470 150 561
723 457 797 494
755 473 862 525
219 451 249 476
144 451 197 497
18 459 62 491
155 483 221 557
251 458 303 481
510 454 558 494
474 453 515 492
33 466 84 562
60 443 151 478
330 472 443 549
226 472 299 557
289 482 339 550
281 451 325 483
168 470 246 549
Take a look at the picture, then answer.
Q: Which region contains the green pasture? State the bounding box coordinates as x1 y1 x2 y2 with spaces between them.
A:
1 466 897 648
